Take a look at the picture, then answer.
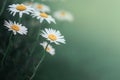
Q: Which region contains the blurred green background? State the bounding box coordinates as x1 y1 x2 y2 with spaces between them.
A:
41 0 120 80
1 0 120 80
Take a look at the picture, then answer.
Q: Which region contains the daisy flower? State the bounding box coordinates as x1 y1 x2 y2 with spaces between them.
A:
4 20 28 35
32 3 50 13
32 11 56 24
8 4 34 18
53 10 74 22
40 28 66 45
40 42 55 56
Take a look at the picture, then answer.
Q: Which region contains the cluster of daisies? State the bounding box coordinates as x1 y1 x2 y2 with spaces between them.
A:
23 1 74 22
3 1 73 56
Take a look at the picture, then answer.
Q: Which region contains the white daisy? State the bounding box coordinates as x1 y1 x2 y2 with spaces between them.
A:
53 10 74 22
8 4 34 18
32 11 56 24
40 28 66 45
4 20 28 35
40 42 55 56
32 3 50 13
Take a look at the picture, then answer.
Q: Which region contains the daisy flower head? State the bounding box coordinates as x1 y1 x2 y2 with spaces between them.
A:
53 10 74 22
32 11 56 24
40 28 66 45
4 20 28 35
32 3 50 13
8 4 34 18
40 42 55 56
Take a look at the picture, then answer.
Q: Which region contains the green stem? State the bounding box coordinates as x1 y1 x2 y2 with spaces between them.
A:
29 42 50 80
0 0 8 16
19 18 21 23
1 33 12 66
29 28 41 57
22 27 41 78
35 42 49 70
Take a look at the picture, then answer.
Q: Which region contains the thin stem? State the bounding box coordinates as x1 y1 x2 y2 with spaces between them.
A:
29 28 41 57
35 42 49 70
29 42 50 80
1 33 13 66
18 18 21 23
0 0 8 16
18 18 21 24
22 27 41 77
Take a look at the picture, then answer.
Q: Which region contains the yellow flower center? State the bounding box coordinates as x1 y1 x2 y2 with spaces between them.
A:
46 47 50 52
48 34 57 41
40 13 48 18
37 4 43 9
11 25 20 31
61 12 66 16
16 4 27 11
